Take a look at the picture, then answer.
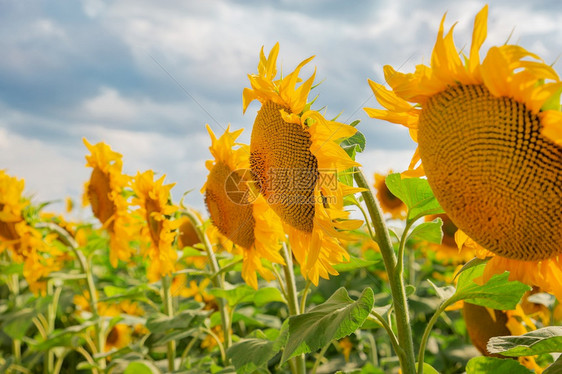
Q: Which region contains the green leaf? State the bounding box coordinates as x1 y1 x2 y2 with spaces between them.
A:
209 284 256 307
419 363 440 374
453 257 490 281
146 309 209 334
281 287 374 362
427 279 455 301
405 285 416 297
341 128 366 160
254 287 286 307
487 326 562 357
450 263 530 310
227 330 280 374
123 361 161 374
541 86 562 111
385 174 444 222
32 322 94 350
332 255 380 272
544 354 562 374
408 219 443 244
466 356 532 374
3 308 36 340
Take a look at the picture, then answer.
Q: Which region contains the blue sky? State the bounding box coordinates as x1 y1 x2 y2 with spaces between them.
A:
2 0 562 214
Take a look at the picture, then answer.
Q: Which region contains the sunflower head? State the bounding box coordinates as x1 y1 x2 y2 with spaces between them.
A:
203 125 285 289
244 44 363 285
365 6 562 297
105 324 132 352
84 139 136 267
132 170 179 282
83 139 128 226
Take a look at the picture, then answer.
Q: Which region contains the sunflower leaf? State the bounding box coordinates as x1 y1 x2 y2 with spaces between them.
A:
254 287 286 307
450 263 530 310
280 287 374 363
544 354 562 373
209 284 256 307
123 361 161 374
487 326 562 357
384 174 444 222
341 129 366 160
408 218 443 244
332 255 380 272
465 356 532 374
227 330 281 374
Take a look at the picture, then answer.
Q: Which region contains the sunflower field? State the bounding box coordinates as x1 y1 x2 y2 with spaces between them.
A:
3 5 562 374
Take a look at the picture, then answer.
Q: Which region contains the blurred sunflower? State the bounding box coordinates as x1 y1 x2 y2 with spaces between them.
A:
105 323 131 352
203 125 285 289
463 302 544 372
0 170 62 294
132 170 180 282
373 171 406 219
244 43 363 284
84 139 136 267
365 6 562 298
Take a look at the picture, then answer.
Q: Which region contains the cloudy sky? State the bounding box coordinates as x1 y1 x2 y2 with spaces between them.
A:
2 0 561 214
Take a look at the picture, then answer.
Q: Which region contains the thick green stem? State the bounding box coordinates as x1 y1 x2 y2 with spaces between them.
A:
354 168 416 374
280 243 306 374
185 210 232 358
162 275 176 372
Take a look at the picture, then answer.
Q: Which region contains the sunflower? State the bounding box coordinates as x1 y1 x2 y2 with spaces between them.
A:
244 43 363 284
373 171 406 219
202 125 285 289
83 139 136 267
132 170 180 282
463 302 544 372
0 170 62 294
105 324 132 352
365 6 562 298
422 214 475 265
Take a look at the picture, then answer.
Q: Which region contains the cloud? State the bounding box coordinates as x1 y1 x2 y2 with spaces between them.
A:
1 0 562 217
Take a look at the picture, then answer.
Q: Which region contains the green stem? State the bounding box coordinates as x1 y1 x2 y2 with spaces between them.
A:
11 274 22 365
367 313 402 359
417 301 450 374
45 281 61 374
37 222 106 369
354 168 416 374
300 280 312 315
162 275 176 372
185 210 232 359
52 350 70 374
366 333 378 368
280 243 306 374
311 342 331 374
